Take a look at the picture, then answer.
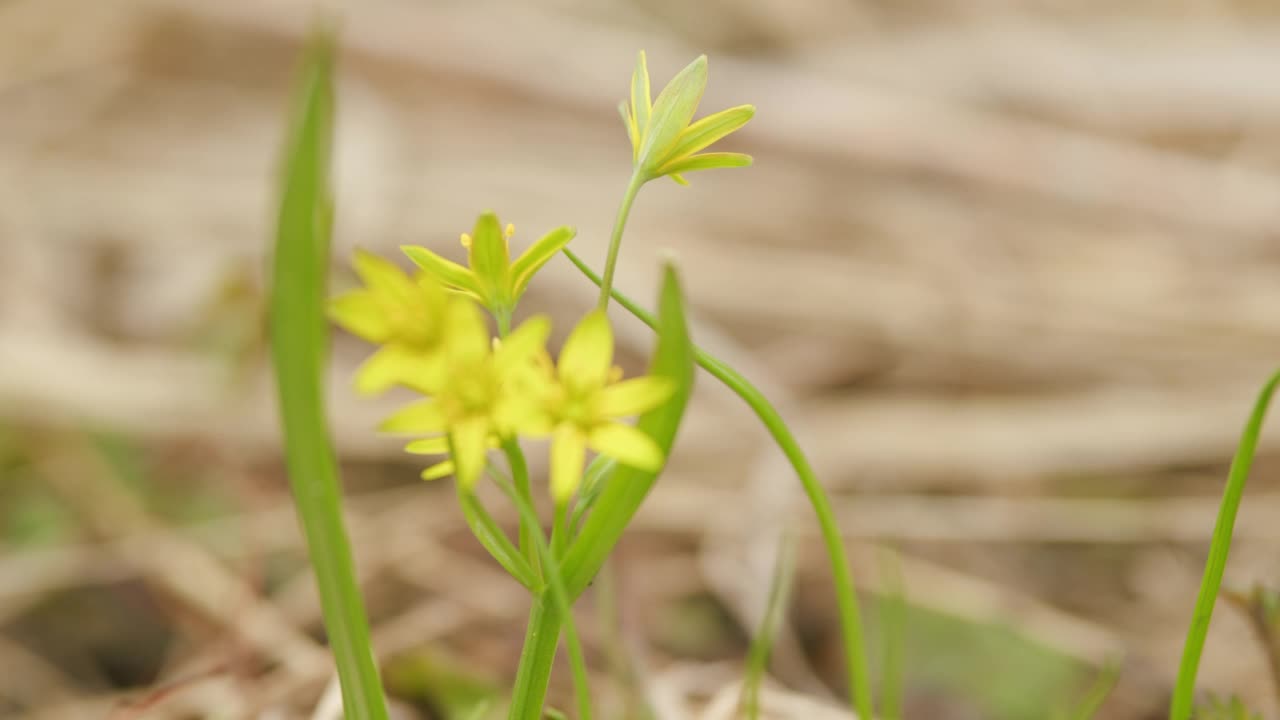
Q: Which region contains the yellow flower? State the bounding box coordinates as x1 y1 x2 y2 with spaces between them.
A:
402 212 575 331
379 298 551 490
542 310 675 503
621 51 755 186
329 250 449 395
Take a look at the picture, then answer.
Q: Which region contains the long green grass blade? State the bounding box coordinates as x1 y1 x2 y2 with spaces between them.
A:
741 534 797 720
562 247 874 718
269 28 390 720
1170 369 1280 720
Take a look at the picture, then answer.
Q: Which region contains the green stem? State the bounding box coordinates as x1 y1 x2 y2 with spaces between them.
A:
597 171 645 311
563 248 874 718
270 30 389 720
1170 370 1280 720
503 438 538 569
551 501 569 558
507 593 561 720
457 482 539 590
497 471 594 720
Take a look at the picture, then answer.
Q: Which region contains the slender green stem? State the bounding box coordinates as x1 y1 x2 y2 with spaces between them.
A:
497 469 594 720
597 171 645 311
457 482 538 590
563 248 874 718
495 307 513 338
270 30 389 720
1170 370 1280 720
551 501 569 558
503 438 538 569
508 593 561 720
741 534 797 720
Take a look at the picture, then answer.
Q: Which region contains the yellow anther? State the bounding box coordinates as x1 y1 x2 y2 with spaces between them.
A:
504 223 516 239
460 233 472 248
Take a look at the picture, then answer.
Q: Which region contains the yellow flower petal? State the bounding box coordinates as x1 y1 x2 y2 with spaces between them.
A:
495 315 551 375
404 436 450 455
638 55 707 176
421 460 454 481
353 249 415 303
467 212 510 302
665 104 754 164
596 376 675 418
558 310 613 390
451 417 491 491
443 298 492 367
551 424 588 503
402 245 481 296
619 100 638 156
329 290 392 343
587 422 664 472
630 50 652 154
380 398 447 433
656 151 752 179
354 346 427 396
510 226 576 299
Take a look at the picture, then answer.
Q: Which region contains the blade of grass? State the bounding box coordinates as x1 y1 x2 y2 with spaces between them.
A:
878 548 907 720
1059 658 1120 720
562 247 874 718
269 28 390 720
1170 369 1280 720
740 533 797 720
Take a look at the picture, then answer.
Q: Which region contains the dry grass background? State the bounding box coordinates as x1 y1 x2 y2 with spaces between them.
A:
3 0 1280 718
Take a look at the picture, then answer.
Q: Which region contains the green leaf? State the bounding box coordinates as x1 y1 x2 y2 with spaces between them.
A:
638 55 707 177
1170 368 1280 720
740 534 797 720
269 26 391 720
560 263 695 597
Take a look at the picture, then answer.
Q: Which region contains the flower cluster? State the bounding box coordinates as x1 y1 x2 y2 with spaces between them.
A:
330 212 674 503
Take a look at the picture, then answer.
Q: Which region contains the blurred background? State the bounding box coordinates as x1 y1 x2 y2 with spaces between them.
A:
3 0 1280 718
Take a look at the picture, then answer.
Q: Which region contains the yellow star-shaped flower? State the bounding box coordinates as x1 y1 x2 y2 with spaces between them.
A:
621 51 755 186
543 310 675 503
328 250 449 395
402 212 575 332
378 298 551 490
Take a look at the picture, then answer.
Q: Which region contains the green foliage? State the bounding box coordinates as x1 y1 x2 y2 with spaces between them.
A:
1195 695 1262 720
1170 369 1280 720
563 246 875 718
269 27 390 720
740 535 797 720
